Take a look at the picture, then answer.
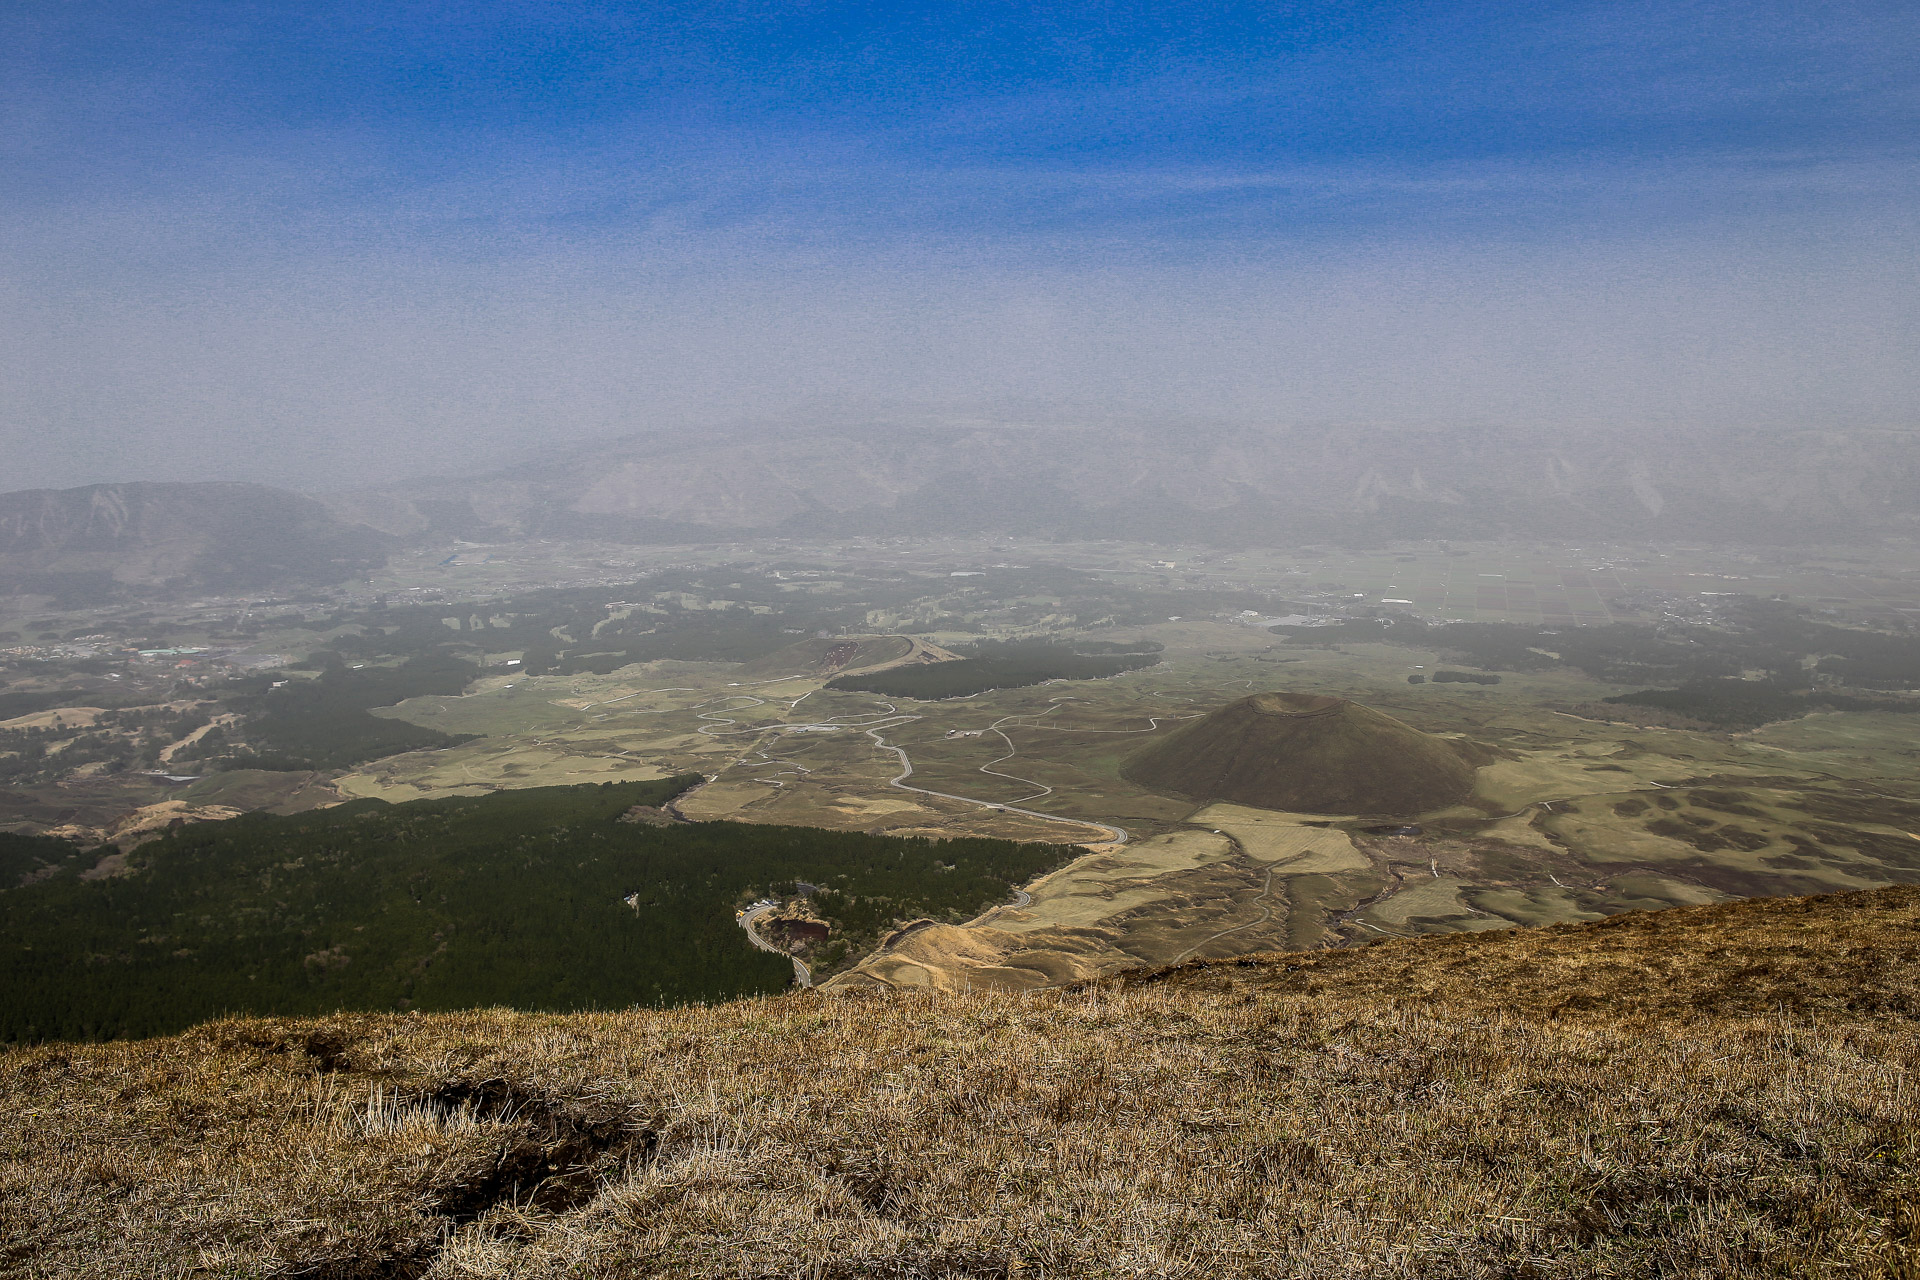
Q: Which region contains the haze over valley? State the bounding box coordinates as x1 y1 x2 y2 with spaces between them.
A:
9 417 1920 604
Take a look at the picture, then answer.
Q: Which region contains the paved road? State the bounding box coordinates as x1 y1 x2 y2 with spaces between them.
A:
973 701 1199 812
737 902 814 988
863 723 1130 847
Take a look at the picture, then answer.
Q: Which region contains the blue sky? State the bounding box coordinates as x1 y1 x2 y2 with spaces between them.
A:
4 1 1917 488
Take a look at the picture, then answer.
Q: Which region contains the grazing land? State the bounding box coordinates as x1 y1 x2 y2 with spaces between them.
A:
4 534 1920 995
2 884 1915 1277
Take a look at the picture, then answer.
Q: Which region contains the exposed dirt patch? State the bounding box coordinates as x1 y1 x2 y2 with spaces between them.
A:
415 1078 658 1224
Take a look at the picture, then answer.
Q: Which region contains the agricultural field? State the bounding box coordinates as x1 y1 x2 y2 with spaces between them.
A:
5 534 1919 997
324 600 1920 993
1146 541 1920 628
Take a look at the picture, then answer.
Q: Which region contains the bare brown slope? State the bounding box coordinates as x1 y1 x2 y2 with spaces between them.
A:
3 886 1917 1278
1121 690 1480 815
1131 881 1920 1023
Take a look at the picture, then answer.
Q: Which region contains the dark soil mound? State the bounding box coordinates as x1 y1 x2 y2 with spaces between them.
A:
1121 691 1482 816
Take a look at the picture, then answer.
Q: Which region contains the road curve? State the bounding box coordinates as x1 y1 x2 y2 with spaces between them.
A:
863 724 1129 846
1171 859 1279 963
737 902 814 988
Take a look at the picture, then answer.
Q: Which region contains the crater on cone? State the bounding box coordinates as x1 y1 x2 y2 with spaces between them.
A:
1248 692 1344 717
1122 691 1486 817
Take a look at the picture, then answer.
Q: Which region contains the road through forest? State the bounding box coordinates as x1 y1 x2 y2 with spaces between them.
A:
737 902 814 989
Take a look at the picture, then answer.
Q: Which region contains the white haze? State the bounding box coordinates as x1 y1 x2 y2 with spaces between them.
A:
3 181 1916 493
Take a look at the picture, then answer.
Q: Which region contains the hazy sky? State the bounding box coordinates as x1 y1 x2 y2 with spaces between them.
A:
4 1 1917 491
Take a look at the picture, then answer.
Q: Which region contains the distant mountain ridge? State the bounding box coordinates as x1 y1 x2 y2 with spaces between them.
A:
5 423 1915 602
323 420 1920 546
0 482 388 599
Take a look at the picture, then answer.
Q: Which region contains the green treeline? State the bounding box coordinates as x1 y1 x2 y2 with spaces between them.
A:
0 831 87 888
0 705 213 785
1272 617 1748 684
0 776 1075 1044
214 653 480 771
1602 679 1912 732
827 640 1162 700
0 688 141 720
265 564 1277 682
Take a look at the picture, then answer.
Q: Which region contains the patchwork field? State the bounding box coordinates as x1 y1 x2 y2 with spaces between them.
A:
311 607 1920 991
8 534 1917 997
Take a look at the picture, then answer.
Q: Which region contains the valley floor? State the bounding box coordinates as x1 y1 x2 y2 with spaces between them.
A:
4 885 1917 1277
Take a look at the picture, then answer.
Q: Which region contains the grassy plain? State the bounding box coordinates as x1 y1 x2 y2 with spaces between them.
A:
315 603 1920 991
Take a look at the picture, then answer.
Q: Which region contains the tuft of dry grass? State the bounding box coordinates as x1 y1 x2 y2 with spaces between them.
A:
4 886 1919 1278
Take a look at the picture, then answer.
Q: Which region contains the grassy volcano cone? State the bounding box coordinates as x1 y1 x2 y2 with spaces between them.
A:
1121 691 1480 816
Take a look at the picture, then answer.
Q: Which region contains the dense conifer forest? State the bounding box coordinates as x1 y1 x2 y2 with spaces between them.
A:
0 777 1075 1043
210 652 481 771
0 830 87 886
827 640 1161 699
1599 679 1912 731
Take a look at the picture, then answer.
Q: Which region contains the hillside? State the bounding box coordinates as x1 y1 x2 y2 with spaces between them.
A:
320 419 1920 546
2 885 1915 1276
1122 691 1484 815
0 481 389 597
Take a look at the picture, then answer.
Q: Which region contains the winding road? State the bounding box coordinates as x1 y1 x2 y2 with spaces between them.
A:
655 683 1140 849
862 721 1131 847
737 902 814 989
855 690 1214 850
1171 847 1280 963
570 672 1226 948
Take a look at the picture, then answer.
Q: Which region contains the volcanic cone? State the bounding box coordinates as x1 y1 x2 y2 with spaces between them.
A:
1122 691 1482 815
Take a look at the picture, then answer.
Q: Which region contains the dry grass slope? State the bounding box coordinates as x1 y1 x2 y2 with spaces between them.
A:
4 887 1918 1278
1122 692 1483 817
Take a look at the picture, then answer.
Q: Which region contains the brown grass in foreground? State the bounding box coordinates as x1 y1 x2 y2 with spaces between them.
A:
4 887 1918 1278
